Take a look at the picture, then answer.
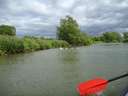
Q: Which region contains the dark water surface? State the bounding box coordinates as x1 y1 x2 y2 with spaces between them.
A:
0 43 128 96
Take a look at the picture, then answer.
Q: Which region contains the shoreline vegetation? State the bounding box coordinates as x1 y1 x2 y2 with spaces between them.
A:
0 16 128 55
0 35 70 55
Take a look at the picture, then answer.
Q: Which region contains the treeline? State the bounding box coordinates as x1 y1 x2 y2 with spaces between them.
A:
0 25 70 55
0 35 70 55
0 35 69 55
93 32 128 43
57 16 128 46
0 16 128 55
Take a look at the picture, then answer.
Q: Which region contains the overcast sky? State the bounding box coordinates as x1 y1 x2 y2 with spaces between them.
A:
0 0 128 37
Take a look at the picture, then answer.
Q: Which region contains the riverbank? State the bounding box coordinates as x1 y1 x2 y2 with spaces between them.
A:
0 35 127 56
0 35 70 55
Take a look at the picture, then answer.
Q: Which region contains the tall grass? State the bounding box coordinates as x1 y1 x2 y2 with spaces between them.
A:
0 35 70 55
0 35 24 54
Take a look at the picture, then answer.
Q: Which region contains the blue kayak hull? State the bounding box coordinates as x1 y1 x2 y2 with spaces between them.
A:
121 87 128 96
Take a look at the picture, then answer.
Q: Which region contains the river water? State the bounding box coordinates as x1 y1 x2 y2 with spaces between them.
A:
0 43 128 96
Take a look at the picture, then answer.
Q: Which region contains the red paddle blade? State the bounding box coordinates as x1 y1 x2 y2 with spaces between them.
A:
77 78 108 95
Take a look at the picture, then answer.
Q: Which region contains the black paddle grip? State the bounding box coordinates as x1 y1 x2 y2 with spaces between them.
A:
108 72 128 83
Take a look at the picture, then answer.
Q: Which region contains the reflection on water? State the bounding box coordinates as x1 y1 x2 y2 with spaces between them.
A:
0 44 127 96
59 48 79 64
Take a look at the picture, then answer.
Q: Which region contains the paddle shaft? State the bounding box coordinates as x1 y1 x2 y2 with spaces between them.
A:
108 73 128 83
86 73 128 89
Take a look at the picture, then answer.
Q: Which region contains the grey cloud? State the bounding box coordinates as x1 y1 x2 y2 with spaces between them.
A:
0 0 128 37
0 0 8 8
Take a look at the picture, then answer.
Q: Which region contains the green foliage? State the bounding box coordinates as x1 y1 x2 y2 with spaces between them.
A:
0 25 16 36
0 35 24 54
23 35 39 39
51 40 70 48
0 35 70 55
57 16 80 43
70 32 93 46
57 16 91 46
23 39 70 51
101 32 122 43
0 50 5 55
40 36 45 39
123 32 128 42
93 36 102 41
23 38 40 52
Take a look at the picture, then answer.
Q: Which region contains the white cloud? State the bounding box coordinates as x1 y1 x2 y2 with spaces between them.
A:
26 1 51 15
0 0 128 36
57 0 75 9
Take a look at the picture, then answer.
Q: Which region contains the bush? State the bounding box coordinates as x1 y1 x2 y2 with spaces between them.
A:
0 35 24 54
36 39 52 49
0 50 5 55
51 40 70 48
0 35 70 55
102 32 122 43
123 39 128 43
0 25 16 36
23 38 70 52
23 38 43 52
123 32 128 43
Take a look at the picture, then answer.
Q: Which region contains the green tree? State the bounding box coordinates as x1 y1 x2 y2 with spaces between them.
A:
102 32 122 43
123 32 128 42
57 16 91 46
93 36 103 42
0 25 16 36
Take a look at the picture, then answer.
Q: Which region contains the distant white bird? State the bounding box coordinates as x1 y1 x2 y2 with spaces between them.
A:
59 47 63 50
